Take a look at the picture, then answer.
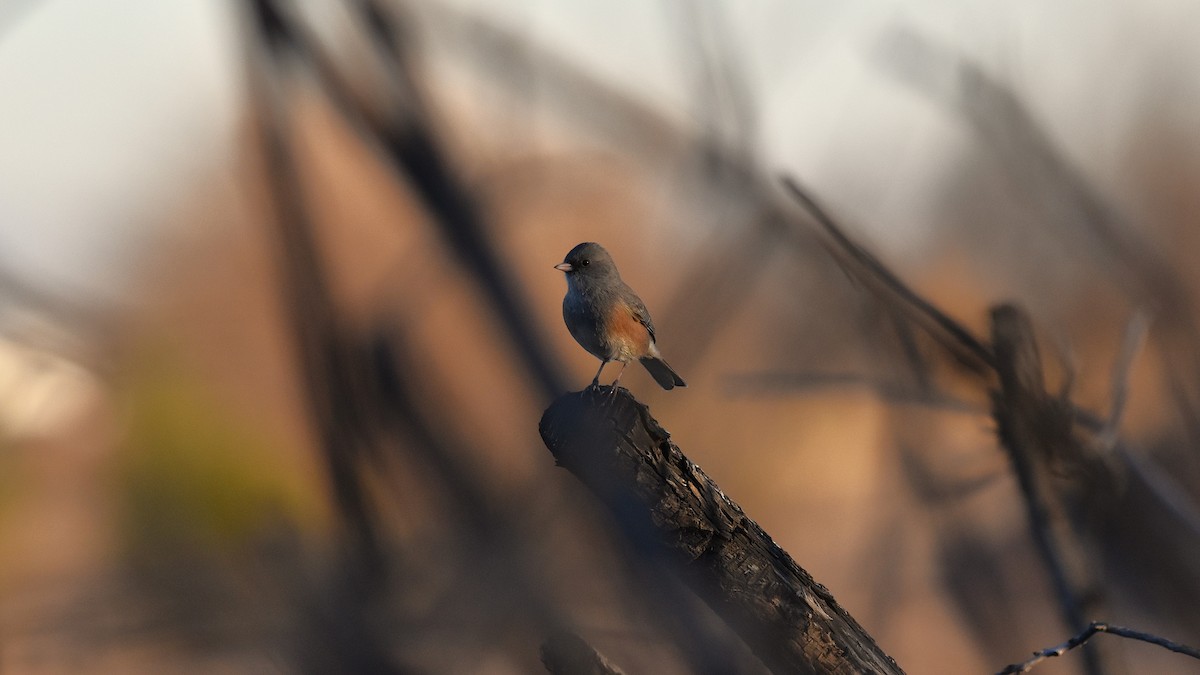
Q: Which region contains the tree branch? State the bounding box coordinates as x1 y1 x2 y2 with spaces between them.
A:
539 387 904 675
997 621 1200 674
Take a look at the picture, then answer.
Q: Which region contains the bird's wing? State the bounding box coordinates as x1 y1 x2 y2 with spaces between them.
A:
627 293 657 343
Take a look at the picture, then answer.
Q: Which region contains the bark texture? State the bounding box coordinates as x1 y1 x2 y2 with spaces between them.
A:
539 387 903 675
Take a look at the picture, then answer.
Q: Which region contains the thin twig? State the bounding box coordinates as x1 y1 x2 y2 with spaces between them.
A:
997 621 1200 674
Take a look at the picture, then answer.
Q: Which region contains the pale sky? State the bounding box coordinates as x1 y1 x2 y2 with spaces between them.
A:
0 0 1196 323
0 0 240 304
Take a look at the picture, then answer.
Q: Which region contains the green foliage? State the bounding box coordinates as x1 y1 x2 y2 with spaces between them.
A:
115 354 325 559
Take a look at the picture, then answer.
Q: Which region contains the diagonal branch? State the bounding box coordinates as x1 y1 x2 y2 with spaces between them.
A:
779 175 996 375
540 387 904 675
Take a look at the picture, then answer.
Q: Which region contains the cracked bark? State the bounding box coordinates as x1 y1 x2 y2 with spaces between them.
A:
539 387 903 675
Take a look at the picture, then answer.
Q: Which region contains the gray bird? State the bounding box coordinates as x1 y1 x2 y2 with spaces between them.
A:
555 242 686 390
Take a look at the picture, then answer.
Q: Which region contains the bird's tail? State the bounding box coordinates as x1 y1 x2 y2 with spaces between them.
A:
640 357 686 390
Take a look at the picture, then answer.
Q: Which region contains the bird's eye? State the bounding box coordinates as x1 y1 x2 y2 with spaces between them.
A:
582 259 590 266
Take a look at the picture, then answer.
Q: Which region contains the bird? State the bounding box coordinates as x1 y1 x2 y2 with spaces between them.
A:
555 242 686 391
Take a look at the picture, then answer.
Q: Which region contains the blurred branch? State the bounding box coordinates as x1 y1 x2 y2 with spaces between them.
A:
246 3 767 667
250 0 567 398
779 175 995 375
539 387 904 675
416 0 803 373
246 3 590 666
366 324 573 632
0 259 114 370
540 631 626 675
670 0 758 169
989 305 1109 675
783 165 1200 652
417 0 693 159
245 0 384 573
876 24 1200 450
1097 312 1149 451
780 175 1120 673
1112 445 1200 539
876 26 1182 310
996 622 1200 675
242 5 411 672
0 260 106 333
0 0 50 42
724 370 982 415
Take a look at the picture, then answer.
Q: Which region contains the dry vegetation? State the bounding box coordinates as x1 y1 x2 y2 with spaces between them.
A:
1 1 1199 673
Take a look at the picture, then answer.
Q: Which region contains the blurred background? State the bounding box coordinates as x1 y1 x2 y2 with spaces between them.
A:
2 0 1200 672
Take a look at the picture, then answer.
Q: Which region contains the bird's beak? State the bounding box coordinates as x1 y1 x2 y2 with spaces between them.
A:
554 263 573 272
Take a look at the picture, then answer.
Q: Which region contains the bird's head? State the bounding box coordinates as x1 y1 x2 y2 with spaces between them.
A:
554 242 618 281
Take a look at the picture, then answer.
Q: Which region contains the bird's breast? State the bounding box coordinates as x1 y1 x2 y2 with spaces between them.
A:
563 291 608 359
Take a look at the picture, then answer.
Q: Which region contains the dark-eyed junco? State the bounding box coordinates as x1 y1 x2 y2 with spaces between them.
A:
555 242 686 391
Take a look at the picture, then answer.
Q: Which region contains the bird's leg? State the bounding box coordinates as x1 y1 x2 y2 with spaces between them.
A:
590 360 608 390
609 361 629 395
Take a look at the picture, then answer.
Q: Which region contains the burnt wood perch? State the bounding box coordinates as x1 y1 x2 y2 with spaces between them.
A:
539 387 903 675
